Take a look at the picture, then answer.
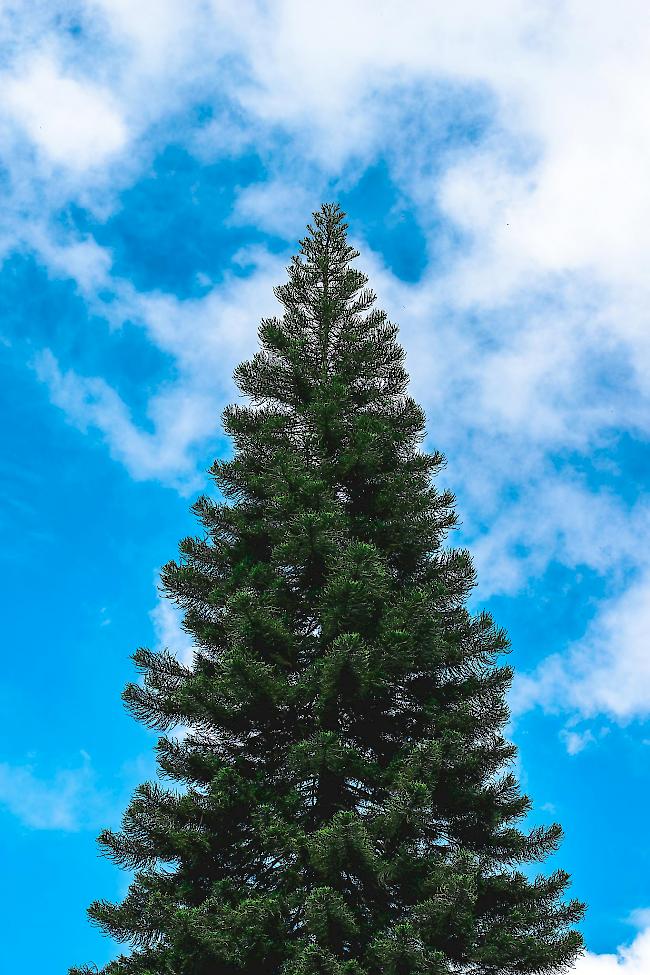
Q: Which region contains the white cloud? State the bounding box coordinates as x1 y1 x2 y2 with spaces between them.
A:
31 232 114 295
468 484 648 598
210 0 537 165
572 925 650 974
150 594 196 740
150 596 195 666
3 53 128 170
561 729 592 756
231 179 325 238
435 18 650 300
90 0 201 72
0 754 108 831
33 348 216 488
628 909 650 929
513 570 650 722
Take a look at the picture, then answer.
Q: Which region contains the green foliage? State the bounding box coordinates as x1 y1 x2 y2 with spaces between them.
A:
71 204 584 974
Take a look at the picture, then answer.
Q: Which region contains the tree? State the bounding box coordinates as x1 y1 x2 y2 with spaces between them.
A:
71 204 584 975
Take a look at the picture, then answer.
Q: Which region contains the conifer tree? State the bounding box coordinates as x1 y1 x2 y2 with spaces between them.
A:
72 204 584 975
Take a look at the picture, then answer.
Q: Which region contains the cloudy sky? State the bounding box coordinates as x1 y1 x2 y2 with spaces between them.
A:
2 1 650 970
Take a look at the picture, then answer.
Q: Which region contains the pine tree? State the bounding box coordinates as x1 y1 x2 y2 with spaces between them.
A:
72 204 584 975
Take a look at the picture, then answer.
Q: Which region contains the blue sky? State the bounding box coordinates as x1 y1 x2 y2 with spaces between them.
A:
2 2 650 971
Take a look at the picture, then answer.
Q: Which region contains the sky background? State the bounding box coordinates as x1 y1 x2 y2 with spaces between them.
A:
2 2 650 971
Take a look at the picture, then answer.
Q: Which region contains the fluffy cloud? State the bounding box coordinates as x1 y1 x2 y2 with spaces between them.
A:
3 53 128 171
231 178 325 238
210 0 533 163
572 925 650 974
561 728 597 757
208 0 650 308
90 0 202 71
31 232 114 295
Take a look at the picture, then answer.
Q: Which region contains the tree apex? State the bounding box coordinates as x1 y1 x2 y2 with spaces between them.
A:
309 201 347 234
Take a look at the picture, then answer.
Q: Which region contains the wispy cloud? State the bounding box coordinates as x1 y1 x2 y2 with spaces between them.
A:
0 753 111 831
150 591 195 666
513 569 650 723
561 728 596 757
31 247 282 488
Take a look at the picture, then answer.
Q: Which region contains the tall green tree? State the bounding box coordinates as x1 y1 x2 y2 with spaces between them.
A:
72 204 584 975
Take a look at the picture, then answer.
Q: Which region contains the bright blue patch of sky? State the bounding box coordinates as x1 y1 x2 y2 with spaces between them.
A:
486 562 609 659
483 556 650 951
554 435 650 511
338 161 429 282
1 338 191 970
75 147 286 297
517 708 650 953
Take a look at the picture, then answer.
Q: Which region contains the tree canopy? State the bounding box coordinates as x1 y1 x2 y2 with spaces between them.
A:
71 204 584 975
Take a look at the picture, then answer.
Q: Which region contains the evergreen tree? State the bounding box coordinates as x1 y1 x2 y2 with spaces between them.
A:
72 204 584 975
